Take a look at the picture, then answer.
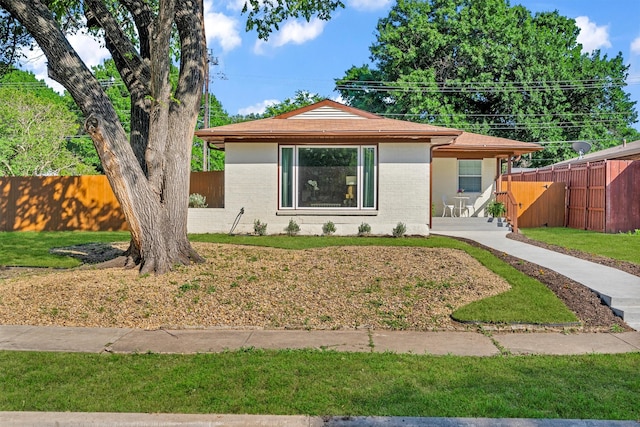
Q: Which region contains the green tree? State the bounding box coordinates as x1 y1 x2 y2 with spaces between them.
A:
0 84 95 176
0 0 343 273
336 0 640 166
1 68 102 172
193 90 229 171
263 90 326 117
0 9 30 76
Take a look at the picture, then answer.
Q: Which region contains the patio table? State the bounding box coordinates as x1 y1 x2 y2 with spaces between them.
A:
454 196 469 217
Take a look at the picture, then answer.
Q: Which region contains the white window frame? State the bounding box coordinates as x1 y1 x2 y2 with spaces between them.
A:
279 145 377 210
458 159 482 193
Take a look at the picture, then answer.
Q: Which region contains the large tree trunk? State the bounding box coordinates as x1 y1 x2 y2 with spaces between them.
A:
0 0 206 274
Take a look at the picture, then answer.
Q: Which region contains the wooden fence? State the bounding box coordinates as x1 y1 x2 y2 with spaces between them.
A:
0 171 224 232
498 181 566 229
505 160 640 233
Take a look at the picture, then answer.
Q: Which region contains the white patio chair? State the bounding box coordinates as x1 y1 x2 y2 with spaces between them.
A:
462 196 478 217
441 195 455 217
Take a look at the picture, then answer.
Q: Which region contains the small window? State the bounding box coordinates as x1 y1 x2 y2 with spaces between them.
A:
458 160 481 193
279 145 377 209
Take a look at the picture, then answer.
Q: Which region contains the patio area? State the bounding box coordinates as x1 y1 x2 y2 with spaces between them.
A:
430 216 511 233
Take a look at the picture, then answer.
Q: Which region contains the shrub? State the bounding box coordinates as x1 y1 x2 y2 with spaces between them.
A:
322 221 336 236
487 200 506 218
253 219 267 236
392 222 406 238
188 193 208 208
358 222 371 236
285 219 300 236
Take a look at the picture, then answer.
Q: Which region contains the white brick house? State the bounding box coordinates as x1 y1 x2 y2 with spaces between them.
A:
192 100 541 236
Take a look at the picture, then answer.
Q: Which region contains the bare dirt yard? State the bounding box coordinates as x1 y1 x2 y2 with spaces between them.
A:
0 236 633 332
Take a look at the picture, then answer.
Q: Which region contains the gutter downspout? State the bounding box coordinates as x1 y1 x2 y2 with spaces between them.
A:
430 139 458 231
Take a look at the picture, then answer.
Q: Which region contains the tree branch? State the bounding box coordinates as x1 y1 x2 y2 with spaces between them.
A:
84 0 150 90
119 0 154 59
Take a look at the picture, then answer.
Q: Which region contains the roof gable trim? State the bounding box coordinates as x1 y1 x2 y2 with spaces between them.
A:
275 99 381 120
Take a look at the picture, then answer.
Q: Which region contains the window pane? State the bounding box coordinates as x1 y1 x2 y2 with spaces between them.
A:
458 160 481 175
458 160 481 192
298 147 358 208
281 147 293 208
459 177 481 192
363 147 375 208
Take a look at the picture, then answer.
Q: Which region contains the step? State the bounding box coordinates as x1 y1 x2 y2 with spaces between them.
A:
611 306 640 324
603 295 640 308
626 322 640 331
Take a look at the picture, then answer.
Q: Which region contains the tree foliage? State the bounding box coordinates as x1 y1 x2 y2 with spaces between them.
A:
263 90 326 117
336 0 640 166
0 70 96 176
0 9 30 76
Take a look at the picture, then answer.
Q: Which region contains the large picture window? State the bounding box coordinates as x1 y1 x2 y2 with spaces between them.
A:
280 146 376 209
458 159 482 193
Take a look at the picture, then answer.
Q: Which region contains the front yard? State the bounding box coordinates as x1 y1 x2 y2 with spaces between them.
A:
0 231 622 330
1 231 639 420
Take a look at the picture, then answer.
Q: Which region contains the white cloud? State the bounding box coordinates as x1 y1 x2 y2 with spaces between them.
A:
225 0 250 11
332 94 346 104
632 36 640 55
68 32 110 68
204 0 242 52
575 16 611 53
238 99 279 115
254 18 326 54
347 0 392 11
19 30 109 93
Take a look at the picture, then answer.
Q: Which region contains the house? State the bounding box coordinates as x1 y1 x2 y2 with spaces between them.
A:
192 100 542 236
554 139 640 165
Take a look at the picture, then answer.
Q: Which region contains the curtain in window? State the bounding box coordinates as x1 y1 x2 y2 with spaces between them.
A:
363 147 375 208
281 147 293 208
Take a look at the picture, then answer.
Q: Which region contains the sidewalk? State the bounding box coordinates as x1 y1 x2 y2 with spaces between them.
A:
2 412 639 427
1 324 639 356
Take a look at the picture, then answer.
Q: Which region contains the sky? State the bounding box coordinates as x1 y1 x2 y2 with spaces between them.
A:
19 0 640 130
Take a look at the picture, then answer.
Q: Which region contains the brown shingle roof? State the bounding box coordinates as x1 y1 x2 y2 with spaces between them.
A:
195 100 461 144
195 99 542 157
434 132 543 157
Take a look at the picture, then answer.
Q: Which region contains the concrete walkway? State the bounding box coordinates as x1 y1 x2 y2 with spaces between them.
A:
1 324 640 356
433 217 640 330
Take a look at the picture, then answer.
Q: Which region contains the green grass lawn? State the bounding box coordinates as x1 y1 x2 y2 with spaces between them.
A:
0 349 638 419
521 227 640 265
0 231 130 268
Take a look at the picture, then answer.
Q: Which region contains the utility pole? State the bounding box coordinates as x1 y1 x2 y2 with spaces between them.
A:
202 51 224 171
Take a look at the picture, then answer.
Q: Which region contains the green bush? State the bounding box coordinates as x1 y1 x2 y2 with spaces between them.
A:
392 222 406 238
358 222 371 237
188 193 208 208
322 221 336 236
285 219 300 236
486 200 506 218
253 219 267 236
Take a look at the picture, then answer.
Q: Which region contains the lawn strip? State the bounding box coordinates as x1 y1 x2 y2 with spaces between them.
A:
520 228 640 266
0 350 638 419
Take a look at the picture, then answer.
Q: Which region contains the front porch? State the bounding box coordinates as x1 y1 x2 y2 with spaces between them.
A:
431 216 512 233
